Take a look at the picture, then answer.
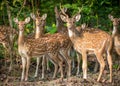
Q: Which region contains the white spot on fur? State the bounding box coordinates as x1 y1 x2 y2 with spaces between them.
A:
68 29 73 37
19 31 23 36
112 26 117 35
36 26 40 33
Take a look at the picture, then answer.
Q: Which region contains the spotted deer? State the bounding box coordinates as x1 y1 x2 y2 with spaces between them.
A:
76 23 100 73
0 26 17 71
31 12 72 78
60 10 113 82
108 14 120 69
55 6 79 74
108 15 120 55
30 12 50 78
14 17 64 81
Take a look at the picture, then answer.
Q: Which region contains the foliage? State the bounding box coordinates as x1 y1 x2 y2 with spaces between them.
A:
45 23 57 34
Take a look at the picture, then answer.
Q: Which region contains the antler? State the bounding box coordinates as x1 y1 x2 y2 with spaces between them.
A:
78 7 82 14
36 10 40 17
60 4 68 18
73 7 82 19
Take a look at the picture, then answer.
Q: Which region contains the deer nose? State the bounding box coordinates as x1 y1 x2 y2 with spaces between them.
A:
67 23 71 27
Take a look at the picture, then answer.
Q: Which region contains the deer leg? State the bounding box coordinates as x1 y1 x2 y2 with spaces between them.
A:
96 53 105 82
48 53 58 79
72 58 75 69
45 54 50 71
52 63 58 79
94 60 99 73
25 57 31 81
81 51 87 79
42 55 45 79
8 43 13 72
76 53 81 75
115 48 120 55
46 57 50 71
52 53 64 79
21 57 26 81
58 53 64 79
70 49 76 69
53 53 64 79
9 51 13 72
34 57 40 77
58 61 64 79
107 51 112 82
60 50 71 77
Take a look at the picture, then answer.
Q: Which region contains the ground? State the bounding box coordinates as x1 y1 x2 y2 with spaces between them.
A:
0 58 120 86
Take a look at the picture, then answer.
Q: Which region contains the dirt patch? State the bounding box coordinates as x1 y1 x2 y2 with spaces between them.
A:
0 59 120 86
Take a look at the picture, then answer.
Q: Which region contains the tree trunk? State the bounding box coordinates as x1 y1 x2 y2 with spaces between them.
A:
5 0 13 72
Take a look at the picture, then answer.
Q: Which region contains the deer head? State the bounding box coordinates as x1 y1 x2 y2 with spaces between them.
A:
108 14 120 37
14 17 30 31
30 13 47 26
60 6 81 27
108 14 120 26
60 8 81 37
60 13 81 29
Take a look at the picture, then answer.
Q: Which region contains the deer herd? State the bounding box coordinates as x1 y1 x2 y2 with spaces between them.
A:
1 6 120 83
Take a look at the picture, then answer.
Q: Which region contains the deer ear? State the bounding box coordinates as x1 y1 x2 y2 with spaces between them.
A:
13 18 19 24
75 14 81 22
81 23 86 29
42 14 47 20
108 14 114 21
25 17 30 24
60 14 67 22
30 13 36 20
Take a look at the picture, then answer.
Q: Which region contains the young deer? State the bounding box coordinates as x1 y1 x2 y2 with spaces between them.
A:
108 15 120 69
30 13 49 78
0 26 17 71
14 17 64 81
31 12 72 77
60 11 113 82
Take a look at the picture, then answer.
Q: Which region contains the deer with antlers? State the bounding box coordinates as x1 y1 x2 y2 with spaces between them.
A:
30 11 72 78
55 6 82 75
60 9 113 82
14 17 65 81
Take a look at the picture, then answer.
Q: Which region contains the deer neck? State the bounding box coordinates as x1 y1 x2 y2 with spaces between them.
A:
18 30 25 46
68 25 80 42
112 25 118 37
35 25 43 38
56 18 65 33
56 19 64 28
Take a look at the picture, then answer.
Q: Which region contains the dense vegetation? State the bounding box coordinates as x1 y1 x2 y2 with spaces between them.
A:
0 0 120 85
0 0 120 57
0 0 120 59
1 1 120 25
